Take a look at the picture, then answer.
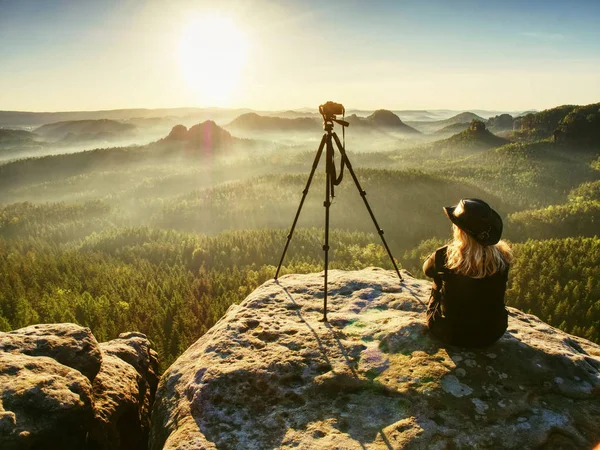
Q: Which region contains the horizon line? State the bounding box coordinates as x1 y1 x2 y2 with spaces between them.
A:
0 104 549 115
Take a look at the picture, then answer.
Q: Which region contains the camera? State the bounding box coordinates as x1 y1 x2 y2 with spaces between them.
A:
319 101 345 119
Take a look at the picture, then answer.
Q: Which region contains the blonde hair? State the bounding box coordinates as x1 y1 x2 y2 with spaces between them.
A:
446 225 513 278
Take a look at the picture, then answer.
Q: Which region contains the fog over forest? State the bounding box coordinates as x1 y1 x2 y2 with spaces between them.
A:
1 103 599 368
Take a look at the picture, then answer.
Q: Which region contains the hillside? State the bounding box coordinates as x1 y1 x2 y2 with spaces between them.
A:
406 120 509 160
0 128 38 144
0 129 43 159
346 110 420 134
0 107 256 128
431 140 600 208
486 113 515 133
0 121 247 194
226 113 319 132
507 180 600 240
407 112 485 133
150 169 510 250
433 122 470 137
514 102 600 143
159 120 235 150
34 119 137 142
366 110 420 133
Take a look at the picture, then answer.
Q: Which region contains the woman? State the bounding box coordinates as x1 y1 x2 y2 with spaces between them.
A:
424 198 513 348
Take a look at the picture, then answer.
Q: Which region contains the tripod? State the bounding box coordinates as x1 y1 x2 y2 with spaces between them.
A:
274 112 403 322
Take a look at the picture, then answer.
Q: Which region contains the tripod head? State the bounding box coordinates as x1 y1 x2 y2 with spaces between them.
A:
319 101 349 131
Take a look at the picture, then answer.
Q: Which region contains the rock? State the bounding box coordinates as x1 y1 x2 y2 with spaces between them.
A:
165 124 188 141
469 119 486 132
0 324 158 450
0 323 102 381
487 114 514 132
0 352 95 450
92 332 160 449
89 354 145 449
100 331 160 383
151 268 600 450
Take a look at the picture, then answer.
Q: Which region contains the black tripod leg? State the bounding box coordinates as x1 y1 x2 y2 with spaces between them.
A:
321 135 333 322
275 134 327 279
332 132 403 283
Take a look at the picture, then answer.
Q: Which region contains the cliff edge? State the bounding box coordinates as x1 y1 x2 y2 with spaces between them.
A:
0 324 159 450
151 268 600 449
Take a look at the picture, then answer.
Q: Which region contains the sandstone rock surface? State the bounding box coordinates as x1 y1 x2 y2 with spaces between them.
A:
93 332 160 449
0 323 102 381
151 268 600 450
0 324 158 450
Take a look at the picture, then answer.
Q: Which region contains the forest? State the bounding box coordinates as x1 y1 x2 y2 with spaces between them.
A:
1 102 598 370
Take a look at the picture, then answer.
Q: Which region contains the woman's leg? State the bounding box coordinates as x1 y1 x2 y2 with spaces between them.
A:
427 312 454 344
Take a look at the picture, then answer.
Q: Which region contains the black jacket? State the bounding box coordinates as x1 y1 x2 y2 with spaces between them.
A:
424 246 509 347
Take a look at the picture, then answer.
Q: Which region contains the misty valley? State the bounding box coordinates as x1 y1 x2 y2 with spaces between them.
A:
1 104 599 369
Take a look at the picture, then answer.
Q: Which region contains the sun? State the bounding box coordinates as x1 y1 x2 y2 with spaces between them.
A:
178 15 248 105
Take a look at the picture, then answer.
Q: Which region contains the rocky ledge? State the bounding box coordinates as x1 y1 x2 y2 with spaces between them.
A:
151 268 600 449
0 324 159 450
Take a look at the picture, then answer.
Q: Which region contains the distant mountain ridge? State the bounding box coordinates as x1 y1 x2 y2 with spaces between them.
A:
487 114 515 133
434 122 470 137
0 107 254 128
514 102 600 144
0 129 39 144
408 120 509 159
0 107 532 131
225 113 319 132
161 121 234 150
346 110 420 134
407 112 486 134
35 119 136 142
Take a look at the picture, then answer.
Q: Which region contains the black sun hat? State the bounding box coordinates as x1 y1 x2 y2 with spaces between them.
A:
443 198 503 246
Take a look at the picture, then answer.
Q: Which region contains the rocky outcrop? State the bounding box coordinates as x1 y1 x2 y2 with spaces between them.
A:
0 324 158 450
487 113 514 133
162 121 233 150
0 351 95 449
92 332 160 449
151 268 600 449
0 323 102 381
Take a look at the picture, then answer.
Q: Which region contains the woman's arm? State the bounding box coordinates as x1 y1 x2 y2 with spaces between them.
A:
423 252 437 278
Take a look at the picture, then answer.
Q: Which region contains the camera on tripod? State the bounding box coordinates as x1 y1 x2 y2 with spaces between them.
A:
275 102 403 322
319 101 345 119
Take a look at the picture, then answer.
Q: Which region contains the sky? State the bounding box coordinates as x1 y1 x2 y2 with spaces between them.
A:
1 0 599 112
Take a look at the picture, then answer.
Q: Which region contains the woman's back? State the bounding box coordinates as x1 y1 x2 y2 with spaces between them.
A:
425 198 512 348
426 245 509 325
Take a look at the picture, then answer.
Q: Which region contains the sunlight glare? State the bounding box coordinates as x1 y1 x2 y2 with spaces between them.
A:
178 15 248 105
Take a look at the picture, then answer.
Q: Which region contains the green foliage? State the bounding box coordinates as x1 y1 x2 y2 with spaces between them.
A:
433 141 600 208
514 102 600 144
0 226 398 369
401 237 446 278
404 125 508 160
508 201 600 240
506 237 600 344
0 146 150 190
568 180 600 202
555 104 600 145
519 104 576 136
486 114 514 133
150 170 508 251
508 180 600 240
0 201 112 241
